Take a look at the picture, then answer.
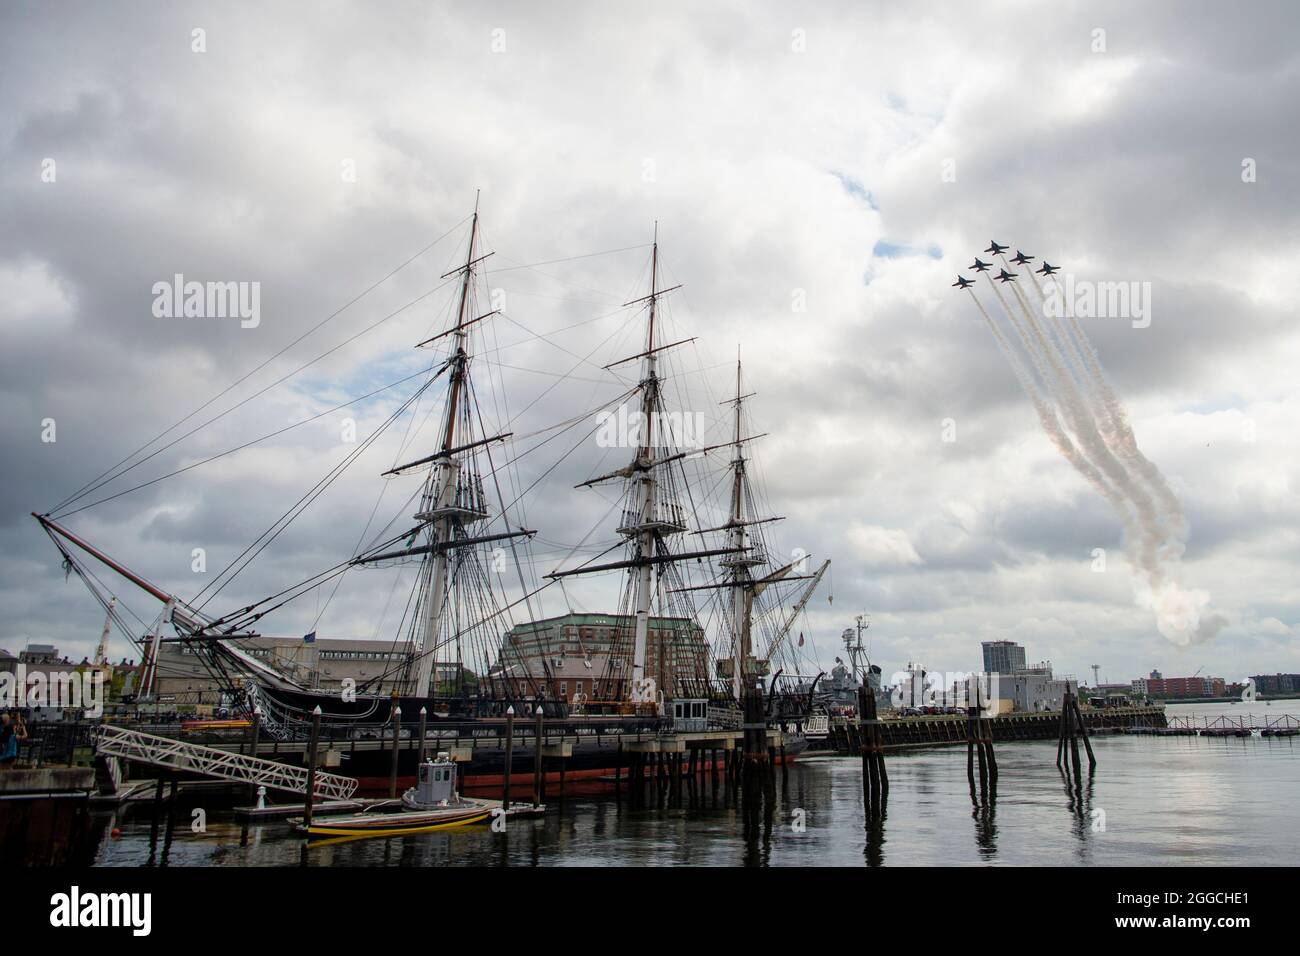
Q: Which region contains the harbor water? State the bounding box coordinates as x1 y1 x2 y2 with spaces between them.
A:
87 702 1299 867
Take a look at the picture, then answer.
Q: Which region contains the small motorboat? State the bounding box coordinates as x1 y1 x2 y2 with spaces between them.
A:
301 753 491 839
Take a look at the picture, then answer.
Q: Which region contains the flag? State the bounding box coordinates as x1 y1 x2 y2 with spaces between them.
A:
798 632 804 647
303 631 316 644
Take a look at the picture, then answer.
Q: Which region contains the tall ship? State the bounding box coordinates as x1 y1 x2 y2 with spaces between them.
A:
33 200 828 792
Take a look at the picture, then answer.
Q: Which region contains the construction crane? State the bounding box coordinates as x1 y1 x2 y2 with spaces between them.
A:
94 596 116 667
765 559 830 661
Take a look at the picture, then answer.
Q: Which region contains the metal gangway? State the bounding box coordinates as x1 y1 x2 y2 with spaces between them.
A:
1162 714 1300 737
94 724 358 800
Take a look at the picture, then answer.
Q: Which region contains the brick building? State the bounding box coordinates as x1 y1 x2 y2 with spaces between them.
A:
489 613 710 703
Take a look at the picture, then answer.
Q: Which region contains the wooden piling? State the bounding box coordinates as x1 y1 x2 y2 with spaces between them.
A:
388 704 402 799
1055 700 1068 768
303 705 322 830
614 740 623 802
247 707 262 802
984 722 998 781
966 711 977 791
532 704 544 808
416 706 428 766
1071 694 1097 771
503 705 515 811
858 686 886 815
874 723 889 795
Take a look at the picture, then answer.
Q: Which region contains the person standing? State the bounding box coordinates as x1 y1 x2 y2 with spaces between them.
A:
0 710 25 768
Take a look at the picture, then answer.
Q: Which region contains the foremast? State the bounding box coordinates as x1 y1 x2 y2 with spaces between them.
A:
356 198 534 699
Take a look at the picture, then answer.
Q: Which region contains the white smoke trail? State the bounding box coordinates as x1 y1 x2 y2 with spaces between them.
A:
1012 269 1100 413
969 290 1141 543
970 255 1226 646
1002 272 1164 544
988 273 1162 575
1048 279 1188 544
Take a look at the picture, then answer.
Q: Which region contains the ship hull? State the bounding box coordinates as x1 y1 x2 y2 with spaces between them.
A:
338 733 809 796
248 684 808 797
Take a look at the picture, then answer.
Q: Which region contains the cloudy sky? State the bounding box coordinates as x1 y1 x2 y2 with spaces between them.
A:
2 0 1298 689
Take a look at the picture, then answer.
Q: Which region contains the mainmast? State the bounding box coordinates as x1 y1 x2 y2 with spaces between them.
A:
627 226 663 703
412 199 484 697
720 356 770 700
548 225 739 709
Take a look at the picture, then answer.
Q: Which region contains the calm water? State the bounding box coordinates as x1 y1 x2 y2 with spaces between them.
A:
90 702 1300 866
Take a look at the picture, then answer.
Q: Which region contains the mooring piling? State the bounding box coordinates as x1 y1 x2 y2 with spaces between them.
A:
503 705 515 811
858 686 887 817
1071 692 1097 771
388 704 402 799
614 739 623 802
302 705 322 830
1056 688 1096 777
532 703 544 809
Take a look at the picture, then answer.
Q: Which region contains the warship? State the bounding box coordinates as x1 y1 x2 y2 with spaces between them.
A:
33 198 829 792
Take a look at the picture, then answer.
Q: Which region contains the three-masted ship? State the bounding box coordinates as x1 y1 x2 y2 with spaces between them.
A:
34 200 827 792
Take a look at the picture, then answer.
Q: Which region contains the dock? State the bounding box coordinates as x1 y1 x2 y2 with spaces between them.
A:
824 705 1167 753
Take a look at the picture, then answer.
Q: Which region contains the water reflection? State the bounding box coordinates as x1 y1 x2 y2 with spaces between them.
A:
1060 768 1098 864
82 729 1300 867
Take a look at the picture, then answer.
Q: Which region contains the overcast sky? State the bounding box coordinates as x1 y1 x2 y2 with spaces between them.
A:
2 0 1298 689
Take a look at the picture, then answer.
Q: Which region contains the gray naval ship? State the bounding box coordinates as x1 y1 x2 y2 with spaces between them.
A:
801 617 892 747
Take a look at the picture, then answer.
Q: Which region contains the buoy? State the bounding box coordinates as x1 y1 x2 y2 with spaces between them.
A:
110 827 121 839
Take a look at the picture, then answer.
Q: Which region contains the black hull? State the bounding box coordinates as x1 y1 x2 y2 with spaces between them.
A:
286 732 809 795
249 684 808 796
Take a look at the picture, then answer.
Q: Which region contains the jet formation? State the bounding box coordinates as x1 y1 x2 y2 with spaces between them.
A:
953 241 1063 290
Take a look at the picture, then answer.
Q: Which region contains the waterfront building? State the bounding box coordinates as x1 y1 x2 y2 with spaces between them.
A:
490 613 710 704
997 666 1078 713
1249 673 1300 696
1130 675 1226 699
981 640 1026 675
153 636 418 706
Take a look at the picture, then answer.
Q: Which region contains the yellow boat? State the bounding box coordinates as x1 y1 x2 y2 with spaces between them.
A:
305 805 490 838
303 754 492 840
